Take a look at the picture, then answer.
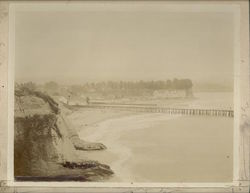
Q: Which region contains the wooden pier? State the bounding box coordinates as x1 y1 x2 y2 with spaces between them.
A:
76 104 234 118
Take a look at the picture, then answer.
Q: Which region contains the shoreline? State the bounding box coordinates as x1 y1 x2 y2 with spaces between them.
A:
68 108 141 181
67 108 233 182
68 109 180 182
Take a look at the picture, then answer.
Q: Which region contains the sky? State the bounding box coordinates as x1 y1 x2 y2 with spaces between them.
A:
14 3 235 86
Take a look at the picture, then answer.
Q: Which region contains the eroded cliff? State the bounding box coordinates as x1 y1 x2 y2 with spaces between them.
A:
14 85 113 181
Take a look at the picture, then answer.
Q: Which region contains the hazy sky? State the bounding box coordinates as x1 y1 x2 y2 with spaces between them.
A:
14 4 235 85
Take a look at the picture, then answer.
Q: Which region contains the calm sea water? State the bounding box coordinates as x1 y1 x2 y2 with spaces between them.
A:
188 91 233 109
78 114 233 182
75 92 234 182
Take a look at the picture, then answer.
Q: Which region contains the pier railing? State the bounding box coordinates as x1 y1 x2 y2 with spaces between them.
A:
73 104 234 118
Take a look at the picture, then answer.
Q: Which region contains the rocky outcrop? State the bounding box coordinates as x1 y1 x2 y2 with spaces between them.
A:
57 109 107 151
14 85 113 181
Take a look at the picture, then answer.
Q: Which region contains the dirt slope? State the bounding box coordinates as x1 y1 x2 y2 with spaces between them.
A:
14 85 113 181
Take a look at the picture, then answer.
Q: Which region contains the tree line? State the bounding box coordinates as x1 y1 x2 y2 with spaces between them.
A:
17 78 193 94
67 79 193 91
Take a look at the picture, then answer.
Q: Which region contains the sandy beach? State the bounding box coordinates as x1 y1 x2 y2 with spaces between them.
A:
67 107 233 183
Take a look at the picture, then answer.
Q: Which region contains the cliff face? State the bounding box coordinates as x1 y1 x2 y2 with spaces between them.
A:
14 85 113 181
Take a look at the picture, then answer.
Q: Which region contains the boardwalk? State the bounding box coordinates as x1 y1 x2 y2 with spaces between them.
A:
72 104 234 118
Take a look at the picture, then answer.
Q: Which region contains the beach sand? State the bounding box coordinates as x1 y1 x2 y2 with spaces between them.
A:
67 108 233 183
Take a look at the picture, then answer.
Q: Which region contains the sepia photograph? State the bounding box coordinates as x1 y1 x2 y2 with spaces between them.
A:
2 1 247 188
